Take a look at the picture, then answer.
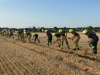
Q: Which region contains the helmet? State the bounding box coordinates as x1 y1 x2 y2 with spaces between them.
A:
58 29 63 33
82 29 88 34
45 29 48 33
69 29 73 33
15 31 17 33
24 31 27 34
32 33 35 36
52 33 56 36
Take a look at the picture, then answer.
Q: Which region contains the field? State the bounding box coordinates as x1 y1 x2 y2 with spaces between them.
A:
0 32 100 75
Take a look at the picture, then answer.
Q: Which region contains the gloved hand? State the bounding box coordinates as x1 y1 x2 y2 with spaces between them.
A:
68 37 71 39
71 39 73 41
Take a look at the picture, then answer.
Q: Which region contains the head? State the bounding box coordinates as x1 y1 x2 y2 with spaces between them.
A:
33 33 36 36
45 29 48 33
52 33 56 36
58 29 63 33
69 29 74 33
82 29 88 35
24 31 27 34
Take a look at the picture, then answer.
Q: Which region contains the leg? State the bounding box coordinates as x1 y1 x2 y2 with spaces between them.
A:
28 35 31 43
47 37 52 46
93 42 98 54
38 38 40 43
34 37 36 43
37 36 40 43
47 38 50 46
65 37 70 49
57 38 61 47
22 34 25 43
61 37 64 49
73 36 80 50
89 40 98 54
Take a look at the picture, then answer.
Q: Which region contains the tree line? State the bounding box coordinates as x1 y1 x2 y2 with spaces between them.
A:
0 26 100 32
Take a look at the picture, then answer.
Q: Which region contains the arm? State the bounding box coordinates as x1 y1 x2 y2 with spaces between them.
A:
54 39 58 43
44 36 47 38
68 34 75 40
87 33 93 43
65 32 67 37
87 38 93 43
31 35 34 40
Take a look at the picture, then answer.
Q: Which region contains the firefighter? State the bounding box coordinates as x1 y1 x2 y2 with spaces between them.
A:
18 29 25 43
83 29 99 54
44 29 52 46
24 29 31 43
68 29 80 50
58 29 70 49
52 33 61 47
9 29 14 38
32 33 40 43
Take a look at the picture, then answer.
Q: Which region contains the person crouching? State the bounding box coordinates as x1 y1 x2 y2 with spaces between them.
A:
32 33 40 43
82 29 99 54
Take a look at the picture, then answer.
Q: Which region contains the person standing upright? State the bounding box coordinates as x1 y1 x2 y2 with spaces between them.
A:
44 29 52 46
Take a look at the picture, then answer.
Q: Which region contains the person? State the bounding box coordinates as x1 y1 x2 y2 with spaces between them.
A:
1 28 7 36
32 33 40 43
44 29 52 46
9 29 14 38
58 29 70 49
68 29 80 50
24 29 31 43
18 29 25 43
82 29 99 54
52 33 61 47
14 29 21 40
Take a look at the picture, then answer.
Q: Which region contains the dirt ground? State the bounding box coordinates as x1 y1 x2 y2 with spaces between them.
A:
0 32 100 75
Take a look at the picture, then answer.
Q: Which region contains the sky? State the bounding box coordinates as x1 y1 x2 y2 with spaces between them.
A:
0 0 100 28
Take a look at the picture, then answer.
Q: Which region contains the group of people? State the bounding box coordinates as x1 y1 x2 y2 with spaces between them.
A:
44 28 99 54
0 27 99 54
14 29 40 43
0 28 14 38
44 29 79 50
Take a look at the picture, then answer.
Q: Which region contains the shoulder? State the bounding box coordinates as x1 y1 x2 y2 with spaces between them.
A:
72 31 77 34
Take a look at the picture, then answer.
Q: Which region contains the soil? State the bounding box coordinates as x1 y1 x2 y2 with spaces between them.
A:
0 32 100 75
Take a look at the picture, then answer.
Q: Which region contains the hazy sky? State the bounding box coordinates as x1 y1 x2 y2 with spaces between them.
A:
0 0 100 28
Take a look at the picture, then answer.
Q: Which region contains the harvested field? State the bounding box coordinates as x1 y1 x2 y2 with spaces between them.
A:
0 32 100 75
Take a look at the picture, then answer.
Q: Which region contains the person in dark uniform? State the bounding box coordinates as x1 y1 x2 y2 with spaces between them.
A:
32 33 40 43
83 29 99 54
68 29 80 50
9 29 14 38
52 33 61 47
44 29 52 46
58 29 70 49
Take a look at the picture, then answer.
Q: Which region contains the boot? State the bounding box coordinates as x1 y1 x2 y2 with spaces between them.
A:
47 43 49 46
93 50 97 54
73 48 76 50
76 48 80 50
58 44 60 47
61 47 63 49
67 46 70 49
